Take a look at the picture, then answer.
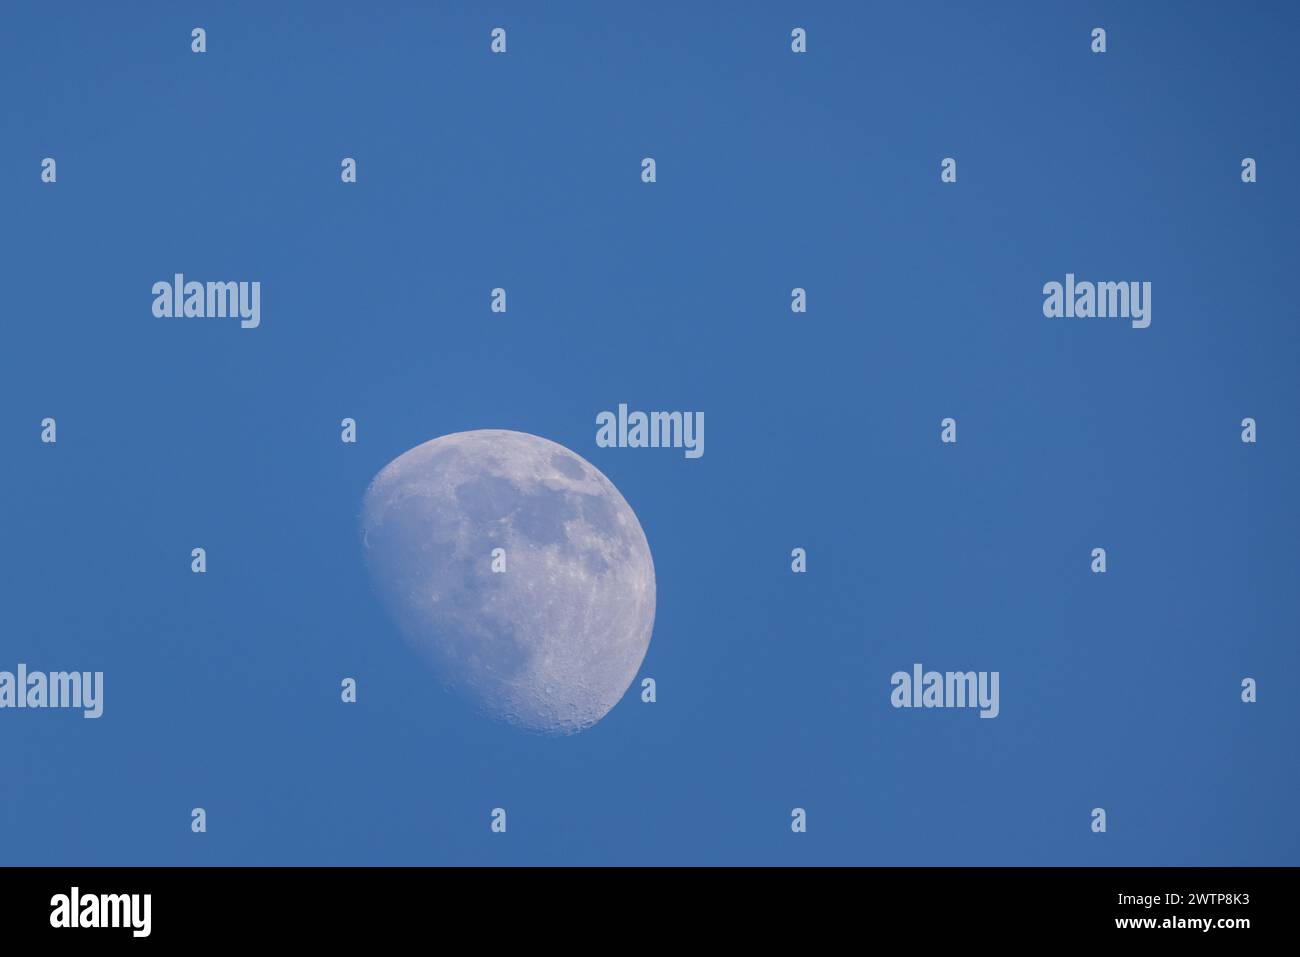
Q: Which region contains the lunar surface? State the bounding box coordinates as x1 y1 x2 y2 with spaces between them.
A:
360 430 656 735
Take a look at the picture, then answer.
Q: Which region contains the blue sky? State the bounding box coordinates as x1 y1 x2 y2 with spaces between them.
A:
1 0 1297 865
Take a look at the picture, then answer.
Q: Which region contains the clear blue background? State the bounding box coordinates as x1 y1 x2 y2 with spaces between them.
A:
1 0 1296 865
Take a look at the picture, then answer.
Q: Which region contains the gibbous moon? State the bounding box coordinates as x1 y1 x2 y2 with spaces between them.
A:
360 430 656 735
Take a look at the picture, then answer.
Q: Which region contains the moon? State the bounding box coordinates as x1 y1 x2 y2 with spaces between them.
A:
360 429 656 735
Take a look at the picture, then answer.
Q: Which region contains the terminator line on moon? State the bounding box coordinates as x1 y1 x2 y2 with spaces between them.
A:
360 429 656 735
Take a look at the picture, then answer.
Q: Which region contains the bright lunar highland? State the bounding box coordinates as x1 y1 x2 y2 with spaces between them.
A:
360 429 656 735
